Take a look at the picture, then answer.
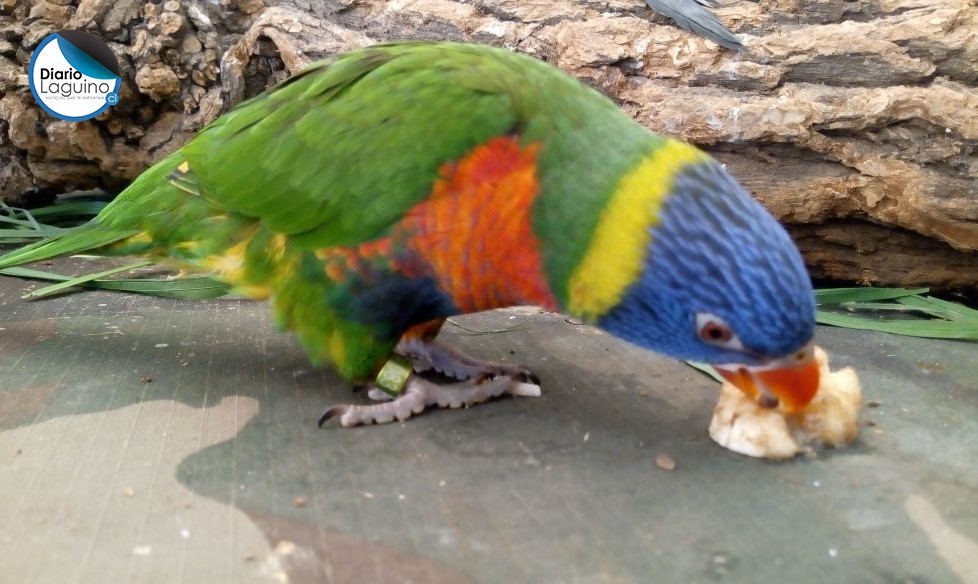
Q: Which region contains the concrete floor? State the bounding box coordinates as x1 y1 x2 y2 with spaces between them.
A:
1 264 976 583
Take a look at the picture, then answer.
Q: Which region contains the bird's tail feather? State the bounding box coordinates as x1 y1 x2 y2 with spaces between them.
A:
0 152 189 270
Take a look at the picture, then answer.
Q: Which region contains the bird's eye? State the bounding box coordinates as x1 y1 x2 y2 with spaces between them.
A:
700 321 731 343
695 312 743 350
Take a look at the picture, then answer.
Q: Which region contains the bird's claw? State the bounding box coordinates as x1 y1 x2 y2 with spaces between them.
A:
318 387 426 427
318 374 541 428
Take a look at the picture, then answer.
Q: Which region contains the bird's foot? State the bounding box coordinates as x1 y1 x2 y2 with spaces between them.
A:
318 374 541 428
395 338 539 384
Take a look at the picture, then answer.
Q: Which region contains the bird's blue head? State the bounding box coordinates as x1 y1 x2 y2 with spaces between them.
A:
596 158 819 411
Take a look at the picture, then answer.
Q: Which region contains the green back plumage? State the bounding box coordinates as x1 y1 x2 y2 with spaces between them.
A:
183 43 519 247
152 41 663 303
182 40 657 306
522 80 662 308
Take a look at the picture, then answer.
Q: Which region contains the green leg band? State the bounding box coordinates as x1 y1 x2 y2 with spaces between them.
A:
374 355 413 396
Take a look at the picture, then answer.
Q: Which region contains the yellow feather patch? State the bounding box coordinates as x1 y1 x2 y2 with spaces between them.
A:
329 329 347 366
268 233 288 261
233 284 273 299
124 231 153 245
567 140 709 320
195 228 285 300
200 239 247 277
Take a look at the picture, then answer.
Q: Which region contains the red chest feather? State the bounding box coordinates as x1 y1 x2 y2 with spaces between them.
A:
403 136 558 313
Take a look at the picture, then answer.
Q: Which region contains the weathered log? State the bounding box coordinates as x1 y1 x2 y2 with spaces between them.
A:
0 0 975 291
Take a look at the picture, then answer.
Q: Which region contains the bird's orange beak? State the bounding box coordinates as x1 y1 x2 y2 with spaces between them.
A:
714 342 820 412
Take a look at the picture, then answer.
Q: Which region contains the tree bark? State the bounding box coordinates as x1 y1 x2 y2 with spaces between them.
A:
1 0 976 290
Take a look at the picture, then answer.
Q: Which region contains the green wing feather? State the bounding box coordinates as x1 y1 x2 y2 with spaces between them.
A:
0 43 531 269
180 42 541 248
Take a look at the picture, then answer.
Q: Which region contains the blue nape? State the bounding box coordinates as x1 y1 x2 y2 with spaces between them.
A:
598 161 815 365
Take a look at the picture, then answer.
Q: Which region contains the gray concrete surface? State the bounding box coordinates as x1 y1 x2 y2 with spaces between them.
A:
1 266 976 583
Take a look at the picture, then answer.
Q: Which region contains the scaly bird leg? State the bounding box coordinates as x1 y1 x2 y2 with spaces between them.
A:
319 374 541 427
318 324 542 428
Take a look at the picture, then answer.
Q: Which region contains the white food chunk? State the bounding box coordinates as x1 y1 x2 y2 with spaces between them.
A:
709 347 862 459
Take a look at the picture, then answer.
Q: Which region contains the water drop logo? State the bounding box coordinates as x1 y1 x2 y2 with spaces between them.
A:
29 30 122 122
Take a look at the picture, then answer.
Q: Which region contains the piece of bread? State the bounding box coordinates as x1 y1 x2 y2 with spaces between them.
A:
709 347 862 459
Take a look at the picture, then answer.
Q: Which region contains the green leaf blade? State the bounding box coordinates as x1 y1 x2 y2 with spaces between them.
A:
815 287 930 306
816 310 978 340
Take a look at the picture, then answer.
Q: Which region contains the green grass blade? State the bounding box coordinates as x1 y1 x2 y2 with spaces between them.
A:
896 295 978 325
815 287 929 306
27 201 107 221
0 202 42 230
0 215 41 228
23 261 154 298
834 302 929 313
685 361 725 383
816 310 978 340
0 227 67 243
90 276 230 299
0 266 76 281
1 264 230 300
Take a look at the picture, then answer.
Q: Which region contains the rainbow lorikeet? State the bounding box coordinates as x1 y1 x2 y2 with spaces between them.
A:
0 42 818 426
